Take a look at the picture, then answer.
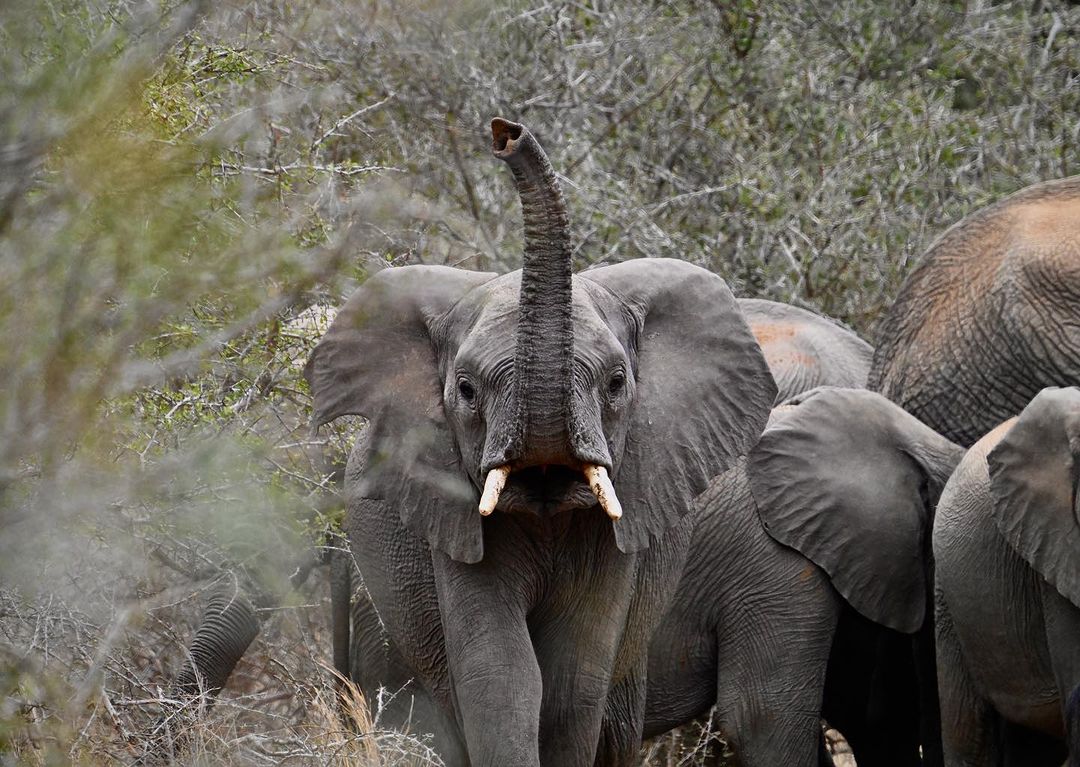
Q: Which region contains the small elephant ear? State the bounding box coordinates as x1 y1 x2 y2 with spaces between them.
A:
304 265 497 564
581 259 777 553
749 387 963 633
988 387 1080 608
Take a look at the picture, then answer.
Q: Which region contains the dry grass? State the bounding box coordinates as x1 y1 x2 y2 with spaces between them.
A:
0 585 446 766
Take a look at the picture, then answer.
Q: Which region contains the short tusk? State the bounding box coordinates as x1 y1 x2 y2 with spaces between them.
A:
479 466 511 516
584 464 623 522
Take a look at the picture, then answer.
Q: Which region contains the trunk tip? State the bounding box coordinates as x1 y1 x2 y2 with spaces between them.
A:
491 117 525 156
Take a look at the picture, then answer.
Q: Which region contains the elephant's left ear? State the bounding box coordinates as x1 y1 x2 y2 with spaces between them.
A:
748 387 963 633
581 259 777 553
988 387 1080 608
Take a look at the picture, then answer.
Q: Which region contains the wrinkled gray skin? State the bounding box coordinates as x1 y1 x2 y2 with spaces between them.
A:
168 119 776 767
644 387 962 767
870 176 1080 447
169 296 868 709
340 388 963 767
934 387 1080 766
738 299 872 402
166 296 870 761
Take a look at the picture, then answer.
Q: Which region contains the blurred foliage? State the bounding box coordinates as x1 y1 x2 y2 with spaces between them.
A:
0 0 1077 763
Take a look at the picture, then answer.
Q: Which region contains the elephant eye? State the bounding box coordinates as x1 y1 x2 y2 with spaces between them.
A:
607 371 626 396
458 378 477 403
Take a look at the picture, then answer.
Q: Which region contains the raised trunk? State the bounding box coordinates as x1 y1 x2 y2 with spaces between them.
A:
491 118 574 466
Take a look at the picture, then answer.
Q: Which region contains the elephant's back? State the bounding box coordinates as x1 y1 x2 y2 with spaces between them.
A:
870 176 1080 446
738 298 873 402
934 420 1062 733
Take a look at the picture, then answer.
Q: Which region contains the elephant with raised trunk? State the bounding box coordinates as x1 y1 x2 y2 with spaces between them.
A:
174 118 776 766
870 176 1080 446
314 118 776 766
934 387 1080 766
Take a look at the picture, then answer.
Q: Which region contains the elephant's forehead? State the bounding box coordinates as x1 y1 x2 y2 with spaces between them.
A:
450 271 622 367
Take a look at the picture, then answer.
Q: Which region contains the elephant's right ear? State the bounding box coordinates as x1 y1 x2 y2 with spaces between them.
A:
304 265 497 564
749 387 963 633
988 387 1080 608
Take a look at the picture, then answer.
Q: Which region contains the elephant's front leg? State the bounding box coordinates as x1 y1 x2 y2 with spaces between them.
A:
531 533 638 766
594 657 648 766
530 601 635 766
433 548 543 767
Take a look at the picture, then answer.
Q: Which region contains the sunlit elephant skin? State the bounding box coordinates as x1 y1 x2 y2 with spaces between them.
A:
642 387 962 767
870 176 1080 446
738 298 873 401
934 387 1080 766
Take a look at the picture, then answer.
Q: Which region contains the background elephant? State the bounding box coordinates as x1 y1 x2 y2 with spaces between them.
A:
869 176 1080 446
167 118 776 767
738 298 873 401
934 387 1080 766
329 388 961 767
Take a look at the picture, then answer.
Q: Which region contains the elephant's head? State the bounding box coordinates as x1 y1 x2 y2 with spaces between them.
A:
304 118 776 562
748 387 965 632
987 386 1080 607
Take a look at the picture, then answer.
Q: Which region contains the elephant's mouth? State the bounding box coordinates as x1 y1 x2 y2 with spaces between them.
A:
478 464 623 520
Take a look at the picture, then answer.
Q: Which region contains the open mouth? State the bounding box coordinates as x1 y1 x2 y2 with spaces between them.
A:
478 463 622 520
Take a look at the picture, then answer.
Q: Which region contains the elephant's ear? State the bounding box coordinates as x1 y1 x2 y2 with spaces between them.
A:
749 387 963 632
581 259 777 553
304 265 497 564
988 387 1080 607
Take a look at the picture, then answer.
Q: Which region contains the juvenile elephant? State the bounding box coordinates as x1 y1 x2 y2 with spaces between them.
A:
934 387 1080 766
339 388 962 766
870 176 1080 446
644 387 963 766
295 118 776 767
738 298 873 401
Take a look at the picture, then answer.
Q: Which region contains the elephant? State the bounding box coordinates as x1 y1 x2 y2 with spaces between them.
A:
168 117 777 767
737 298 872 401
311 118 778 766
164 300 869 762
869 175 1080 446
642 386 962 767
934 386 1080 766
334 387 963 767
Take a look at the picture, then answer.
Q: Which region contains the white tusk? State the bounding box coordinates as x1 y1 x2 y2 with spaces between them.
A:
479 466 511 516
584 464 623 522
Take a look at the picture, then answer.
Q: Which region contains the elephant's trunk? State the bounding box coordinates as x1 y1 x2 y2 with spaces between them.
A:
491 117 575 467
172 587 259 699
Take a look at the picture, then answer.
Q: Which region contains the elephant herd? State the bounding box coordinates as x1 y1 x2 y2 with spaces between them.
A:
167 119 1080 767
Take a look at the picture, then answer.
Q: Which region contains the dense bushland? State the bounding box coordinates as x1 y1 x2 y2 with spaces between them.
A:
1 1 1077 763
